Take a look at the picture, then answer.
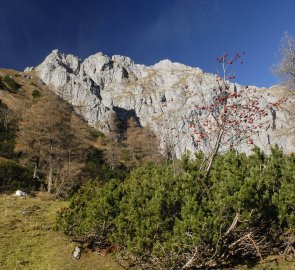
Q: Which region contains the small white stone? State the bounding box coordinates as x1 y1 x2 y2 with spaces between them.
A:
72 247 81 259
15 190 27 197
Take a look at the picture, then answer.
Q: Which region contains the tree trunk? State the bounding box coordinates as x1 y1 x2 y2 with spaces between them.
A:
204 128 224 179
33 164 41 181
47 143 53 193
47 166 53 193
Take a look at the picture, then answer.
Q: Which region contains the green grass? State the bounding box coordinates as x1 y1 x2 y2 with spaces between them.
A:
232 257 295 270
0 193 122 270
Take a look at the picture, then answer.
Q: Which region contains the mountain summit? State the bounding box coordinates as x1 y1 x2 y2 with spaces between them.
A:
33 50 292 157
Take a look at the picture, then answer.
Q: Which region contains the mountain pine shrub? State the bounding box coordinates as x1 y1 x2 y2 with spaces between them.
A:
32 89 41 99
3 75 21 93
0 100 16 159
57 147 295 269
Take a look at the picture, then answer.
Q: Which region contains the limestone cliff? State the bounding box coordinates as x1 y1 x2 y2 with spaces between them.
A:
34 49 293 157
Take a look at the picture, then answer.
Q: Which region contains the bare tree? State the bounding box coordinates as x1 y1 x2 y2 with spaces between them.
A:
17 90 88 193
273 32 295 90
125 117 162 165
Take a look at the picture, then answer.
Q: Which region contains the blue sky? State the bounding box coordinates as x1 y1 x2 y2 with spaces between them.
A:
0 0 295 87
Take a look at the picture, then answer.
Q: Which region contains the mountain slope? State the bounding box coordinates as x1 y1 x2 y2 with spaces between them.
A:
35 50 293 157
0 68 163 185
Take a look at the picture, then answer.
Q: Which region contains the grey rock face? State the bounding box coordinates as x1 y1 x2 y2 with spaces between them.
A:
36 50 294 157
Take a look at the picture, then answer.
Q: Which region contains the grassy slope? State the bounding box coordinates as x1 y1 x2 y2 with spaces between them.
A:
0 193 122 270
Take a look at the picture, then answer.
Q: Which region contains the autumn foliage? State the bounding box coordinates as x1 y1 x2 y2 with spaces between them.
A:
187 53 286 176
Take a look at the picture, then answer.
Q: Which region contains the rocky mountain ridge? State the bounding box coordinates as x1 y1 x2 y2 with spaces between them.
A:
33 49 294 157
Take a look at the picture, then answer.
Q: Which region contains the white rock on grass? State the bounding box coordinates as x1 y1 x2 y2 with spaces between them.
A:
72 247 82 259
15 190 28 197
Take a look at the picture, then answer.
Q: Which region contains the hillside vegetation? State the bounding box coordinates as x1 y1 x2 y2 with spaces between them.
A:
57 148 295 269
0 69 163 195
1 193 293 270
0 68 294 269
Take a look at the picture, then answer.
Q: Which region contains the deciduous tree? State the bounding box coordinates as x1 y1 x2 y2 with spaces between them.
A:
17 90 88 194
187 53 285 177
273 32 295 90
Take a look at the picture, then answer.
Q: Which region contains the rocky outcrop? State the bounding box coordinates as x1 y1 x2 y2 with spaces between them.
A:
35 49 294 157
24 66 34 72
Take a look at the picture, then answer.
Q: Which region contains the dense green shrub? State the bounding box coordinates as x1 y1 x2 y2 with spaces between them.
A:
32 89 41 99
0 158 39 192
0 137 15 159
57 147 295 269
89 128 105 139
0 77 6 90
2 76 21 93
82 147 129 183
0 100 16 159
56 179 123 247
113 164 181 256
